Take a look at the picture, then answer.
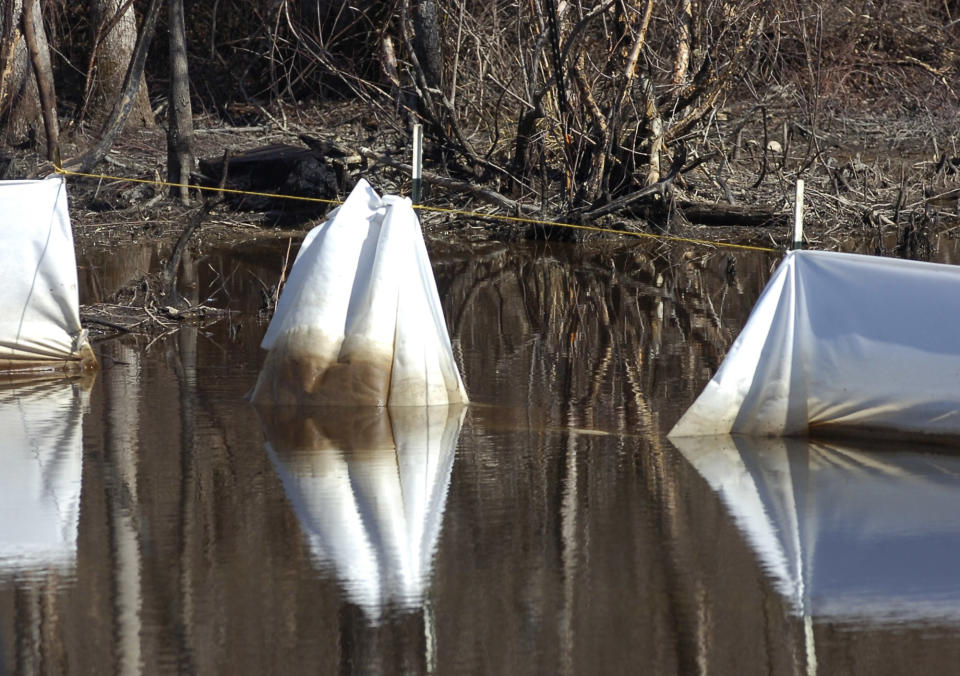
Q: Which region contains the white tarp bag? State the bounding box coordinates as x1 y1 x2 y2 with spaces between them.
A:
250 179 468 407
670 250 960 440
0 378 88 573
260 405 464 619
0 177 95 371
672 435 960 625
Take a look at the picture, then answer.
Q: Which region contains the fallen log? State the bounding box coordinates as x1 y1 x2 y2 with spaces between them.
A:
676 200 787 227
196 143 341 219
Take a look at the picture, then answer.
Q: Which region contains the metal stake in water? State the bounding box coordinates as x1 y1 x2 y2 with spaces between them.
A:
412 123 423 204
793 178 805 250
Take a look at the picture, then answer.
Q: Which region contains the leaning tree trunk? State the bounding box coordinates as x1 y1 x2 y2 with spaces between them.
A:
0 0 43 149
22 0 58 161
89 0 155 129
167 0 193 203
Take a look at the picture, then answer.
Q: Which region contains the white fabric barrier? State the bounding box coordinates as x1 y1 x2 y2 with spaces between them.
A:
670 250 960 439
0 378 88 573
0 177 95 370
250 179 468 407
260 405 464 619
672 435 960 625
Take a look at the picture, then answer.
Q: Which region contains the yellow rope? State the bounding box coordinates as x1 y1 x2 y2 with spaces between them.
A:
54 165 779 254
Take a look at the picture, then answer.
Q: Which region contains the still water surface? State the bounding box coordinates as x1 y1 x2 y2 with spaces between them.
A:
4 235 960 674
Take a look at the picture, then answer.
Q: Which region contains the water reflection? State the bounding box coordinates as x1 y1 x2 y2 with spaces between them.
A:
258 405 465 621
28 231 960 673
672 435 960 626
0 376 91 674
434 241 780 432
0 376 91 574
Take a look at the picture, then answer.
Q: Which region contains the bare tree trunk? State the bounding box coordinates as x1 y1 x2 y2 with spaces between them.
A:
0 0 21 118
672 0 693 86
167 0 194 204
580 0 654 203
22 0 58 161
0 0 43 148
62 0 162 173
639 75 663 186
410 0 443 93
90 0 155 129
401 0 482 172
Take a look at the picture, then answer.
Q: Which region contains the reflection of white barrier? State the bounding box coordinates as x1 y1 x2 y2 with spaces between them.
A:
673 435 960 625
0 378 89 572
260 405 464 620
671 250 960 440
0 177 96 371
250 179 468 407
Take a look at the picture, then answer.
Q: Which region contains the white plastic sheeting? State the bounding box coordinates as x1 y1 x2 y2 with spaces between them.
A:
0 177 95 370
260 405 464 620
672 435 960 625
250 179 468 407
0 378 88 573
670 249 960 439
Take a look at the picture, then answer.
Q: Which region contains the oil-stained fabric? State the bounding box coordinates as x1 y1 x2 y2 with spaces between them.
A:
0 177 94 369
670 249 960 440
250 179 468 407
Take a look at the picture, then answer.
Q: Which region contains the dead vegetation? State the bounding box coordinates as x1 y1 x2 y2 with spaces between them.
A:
4 1 960 270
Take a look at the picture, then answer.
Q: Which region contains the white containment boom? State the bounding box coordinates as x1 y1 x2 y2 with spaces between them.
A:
670 249 960 440
0 177 96 371
250 179 468 407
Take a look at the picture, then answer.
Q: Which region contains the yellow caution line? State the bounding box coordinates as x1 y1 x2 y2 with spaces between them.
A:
54 166 779 254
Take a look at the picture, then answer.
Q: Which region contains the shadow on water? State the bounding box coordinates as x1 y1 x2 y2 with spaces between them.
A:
3 234 960 673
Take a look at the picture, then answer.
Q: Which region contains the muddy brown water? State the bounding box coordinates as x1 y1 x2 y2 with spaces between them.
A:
4 233 960 674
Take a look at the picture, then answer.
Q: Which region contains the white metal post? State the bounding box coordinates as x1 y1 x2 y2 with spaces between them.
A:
412 124 423 204
793 178 805 250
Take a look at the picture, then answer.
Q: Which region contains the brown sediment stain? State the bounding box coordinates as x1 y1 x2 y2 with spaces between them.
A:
0 334 99 373
78 341 100 371
249 326 394 407
806 421 960 448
